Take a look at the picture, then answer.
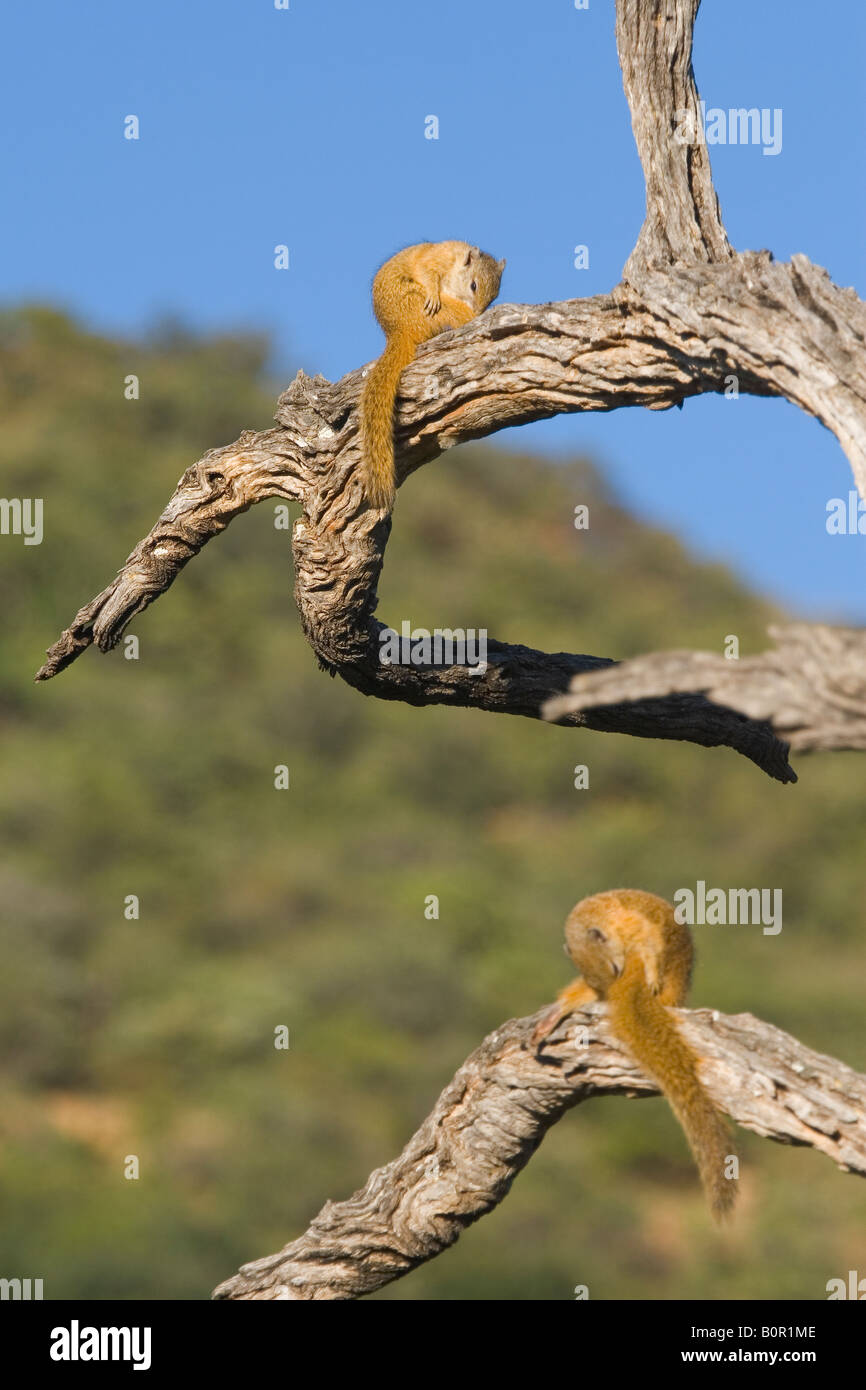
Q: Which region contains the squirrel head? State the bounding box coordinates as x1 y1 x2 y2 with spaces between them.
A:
563 889 684 997
445 247 506 313
564 896 626 994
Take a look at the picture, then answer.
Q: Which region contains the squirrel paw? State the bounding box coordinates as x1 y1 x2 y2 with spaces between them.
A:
532 978 597 1046
531 1004 565 1046
423 294 440 316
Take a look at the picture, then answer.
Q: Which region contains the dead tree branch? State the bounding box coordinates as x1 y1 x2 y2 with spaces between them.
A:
543 625 866 752
35 0 866 786
213 1001 866 1301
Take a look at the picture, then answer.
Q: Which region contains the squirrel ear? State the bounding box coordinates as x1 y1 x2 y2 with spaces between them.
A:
464 249 474 266
498 258 506 272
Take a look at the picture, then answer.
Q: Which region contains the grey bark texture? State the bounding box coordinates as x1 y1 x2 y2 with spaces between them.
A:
213 1002 866 1301
543 625 866 752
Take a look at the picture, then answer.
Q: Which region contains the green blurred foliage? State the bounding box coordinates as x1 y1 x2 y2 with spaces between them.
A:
0 305 863 1301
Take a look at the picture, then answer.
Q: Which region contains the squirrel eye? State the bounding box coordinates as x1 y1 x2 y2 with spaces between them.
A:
587 927 606 943
470 280 477 292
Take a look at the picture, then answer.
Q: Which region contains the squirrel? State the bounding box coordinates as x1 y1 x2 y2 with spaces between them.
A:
535 889 736 1219
360 241 505 510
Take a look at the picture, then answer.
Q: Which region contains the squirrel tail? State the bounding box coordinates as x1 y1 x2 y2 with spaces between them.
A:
360 331 420 510
609 966 736 1219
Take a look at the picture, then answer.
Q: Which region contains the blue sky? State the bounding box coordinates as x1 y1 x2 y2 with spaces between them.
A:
3 0 865 619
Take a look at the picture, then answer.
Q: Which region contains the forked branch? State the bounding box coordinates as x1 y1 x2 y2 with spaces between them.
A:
35 0 866 786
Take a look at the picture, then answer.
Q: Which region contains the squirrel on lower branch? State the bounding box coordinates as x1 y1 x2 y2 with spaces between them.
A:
536 889 736 1219
360 241 505 511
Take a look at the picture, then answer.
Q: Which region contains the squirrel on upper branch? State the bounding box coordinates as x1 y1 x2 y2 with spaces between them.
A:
536 888 736 1219
360 241 505 511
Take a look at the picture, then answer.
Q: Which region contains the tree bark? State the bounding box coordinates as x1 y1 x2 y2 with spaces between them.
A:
213 1001 866 1301
543 625 866 752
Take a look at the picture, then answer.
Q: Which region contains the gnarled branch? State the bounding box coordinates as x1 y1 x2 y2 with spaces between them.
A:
543 624 866 752
213 1001 866 1301
35 0 866 786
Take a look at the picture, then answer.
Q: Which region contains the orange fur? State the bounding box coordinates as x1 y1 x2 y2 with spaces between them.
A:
540 889 736 1219
360 241 505 510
